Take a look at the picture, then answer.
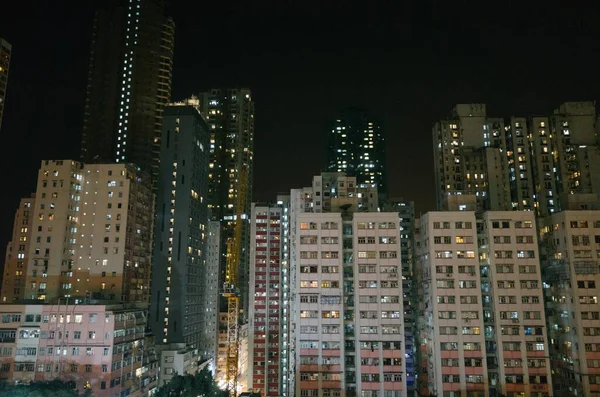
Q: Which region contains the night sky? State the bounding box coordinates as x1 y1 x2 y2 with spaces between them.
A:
1 1 600 256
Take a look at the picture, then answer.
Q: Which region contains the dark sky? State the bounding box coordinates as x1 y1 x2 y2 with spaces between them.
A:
1 1 599 255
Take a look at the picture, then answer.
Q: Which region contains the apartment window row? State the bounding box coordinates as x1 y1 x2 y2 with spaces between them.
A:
578 280 597 289
300 280 340 288
438 311 479 320
300 265 339 274
439 326 481 335
581 312 600 320
299 222 339 230
299 251 340 259
435 280 477 289
440 342 482 351
433 221 473 230
358 311 402 319
434 236 474 244
491 220 533 229
437 295 478 304
578 296 598 304
357 222 396 230
359 295 400 304
494 250 536 259
299 310 340 319
435 250 476 259
497 280 539 289
360 325 401 334
498 296 541 304
359 280 400 289
358 236 397 244
359 265 398 274
499 311 542 320
358 341 402 351
442 358 484 368
569 220 600 228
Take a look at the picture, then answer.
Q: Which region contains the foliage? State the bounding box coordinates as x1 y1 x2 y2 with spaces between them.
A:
154 367 228 397
0 380 92 397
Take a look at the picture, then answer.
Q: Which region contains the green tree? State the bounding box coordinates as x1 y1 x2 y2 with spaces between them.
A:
0 380 91 397
155 367 228 397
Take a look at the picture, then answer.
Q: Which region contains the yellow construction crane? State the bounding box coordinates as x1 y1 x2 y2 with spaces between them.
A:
223 165 248 397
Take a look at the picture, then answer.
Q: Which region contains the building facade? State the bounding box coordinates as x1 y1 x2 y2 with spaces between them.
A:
248 202 291 396
293 211 407 397
80 0 175 186
540 210 600 397
198 88 255 321
417 211 552 397
150 99 210 350
2 196 36 302
18 160 154 303
326 108 386 197
157 343 200 387
0 303 159 396
382 199 416 394
432 102 600 215
0 38 11 130
480 212 552 397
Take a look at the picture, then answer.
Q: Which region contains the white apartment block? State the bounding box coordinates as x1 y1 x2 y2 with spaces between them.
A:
418 212 488 397
541 210 600 397
418 211 552 397
293 211 406 397
480 212 552 397
22 160 153 304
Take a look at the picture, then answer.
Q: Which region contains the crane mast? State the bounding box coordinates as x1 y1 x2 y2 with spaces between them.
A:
223 165 248 397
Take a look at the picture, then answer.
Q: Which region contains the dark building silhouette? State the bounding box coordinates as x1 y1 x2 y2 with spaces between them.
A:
326 108 387 198
80 0 175 186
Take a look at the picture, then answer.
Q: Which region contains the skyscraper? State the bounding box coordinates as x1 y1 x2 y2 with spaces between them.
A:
326 108 386 197
80 0 175 186
150 98 210 350
198 89 255 320
0 38 11 130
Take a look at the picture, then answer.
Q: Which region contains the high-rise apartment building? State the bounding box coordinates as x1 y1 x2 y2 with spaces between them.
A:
417 211 552 397
2 196 35 302
80 0 175 186
248 200 292 396
0 38 11 130
293 211 407 397
549 102 600 212
150 99 210 349
433 102 600 215
540 210 600 397
326 108 386 197
198 88 255 320
20 160 154 303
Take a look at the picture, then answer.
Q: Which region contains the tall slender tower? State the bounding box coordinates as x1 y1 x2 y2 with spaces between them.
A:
326 108 387 198
0 38 12 131
80 0 175 186
198 89 255 321
150 98 211 350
